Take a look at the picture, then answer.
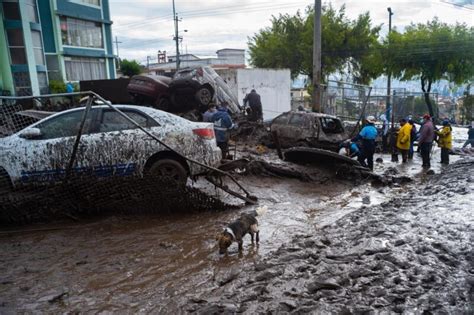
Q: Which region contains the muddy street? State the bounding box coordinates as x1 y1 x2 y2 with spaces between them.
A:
0 148 473 313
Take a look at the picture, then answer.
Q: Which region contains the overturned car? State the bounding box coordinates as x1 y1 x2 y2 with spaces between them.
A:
127 66 241 120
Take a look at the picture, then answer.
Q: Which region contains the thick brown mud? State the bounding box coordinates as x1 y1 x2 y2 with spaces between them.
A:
0 148 472 313
189 160 474 314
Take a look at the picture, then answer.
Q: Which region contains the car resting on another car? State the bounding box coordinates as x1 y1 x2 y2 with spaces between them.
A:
0 105 221 191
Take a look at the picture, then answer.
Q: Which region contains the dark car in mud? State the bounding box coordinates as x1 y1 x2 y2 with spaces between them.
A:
127 75 172 109
270 111 348 151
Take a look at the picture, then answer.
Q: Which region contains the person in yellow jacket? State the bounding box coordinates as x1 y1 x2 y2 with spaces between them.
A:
396 118 412 163
436 120 452 164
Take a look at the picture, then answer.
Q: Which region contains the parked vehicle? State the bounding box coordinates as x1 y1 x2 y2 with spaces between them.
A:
0 105 221 190
127 75 172 109
127 67 241 120
269 111 348 151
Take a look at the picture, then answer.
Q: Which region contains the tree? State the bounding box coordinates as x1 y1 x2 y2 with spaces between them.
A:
385 19 474 119
120 59 142 77
247 5 382 84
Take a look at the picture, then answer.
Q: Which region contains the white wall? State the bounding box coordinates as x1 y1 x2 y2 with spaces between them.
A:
218 68 291 120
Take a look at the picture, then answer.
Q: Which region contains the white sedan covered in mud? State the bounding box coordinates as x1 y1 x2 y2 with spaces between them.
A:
0 105 221 189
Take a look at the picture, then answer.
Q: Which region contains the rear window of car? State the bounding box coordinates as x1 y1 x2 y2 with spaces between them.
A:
288 114 309 128
272 113 290 125
320 117 344 134
99 110 158 132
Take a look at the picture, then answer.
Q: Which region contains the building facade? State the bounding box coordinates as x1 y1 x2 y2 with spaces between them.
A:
0 0 115 96
149 48 246 75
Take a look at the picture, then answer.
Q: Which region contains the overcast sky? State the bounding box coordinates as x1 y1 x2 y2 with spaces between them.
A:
109 0 474 64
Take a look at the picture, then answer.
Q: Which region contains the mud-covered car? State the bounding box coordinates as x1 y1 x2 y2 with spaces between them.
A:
127 75 172 109
168 66 241 115
270 111 348 151
0 105 221 190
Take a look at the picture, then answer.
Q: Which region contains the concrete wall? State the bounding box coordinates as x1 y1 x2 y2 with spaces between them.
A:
217 68 291 120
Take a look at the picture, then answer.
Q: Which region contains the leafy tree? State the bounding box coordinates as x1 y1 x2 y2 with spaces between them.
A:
120 59 142 77
247 5 382 84
385 18 474 119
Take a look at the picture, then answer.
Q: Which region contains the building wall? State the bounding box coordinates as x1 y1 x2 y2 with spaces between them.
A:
1 0 116 96
217 68 291 120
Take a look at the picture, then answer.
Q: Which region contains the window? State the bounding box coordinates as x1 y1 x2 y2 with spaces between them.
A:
99 110 156 132
60 16 103 48
288 113 309 127
31 31 45 65
37 109 98 139
78 0 100 5
25 0 38 23
320 117 344 134
2 2 21 20
65 57 106 81
13 72 32 96
46 55 61 80
272 113 290 125
37 72 49 95
7 29 27 64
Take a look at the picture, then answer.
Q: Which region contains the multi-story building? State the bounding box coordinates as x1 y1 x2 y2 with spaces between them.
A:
0 0 115 96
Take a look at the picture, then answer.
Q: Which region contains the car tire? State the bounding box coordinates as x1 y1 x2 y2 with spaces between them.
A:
147 158 187 190
156 97 171 111
195 86 213 106
0 169 12 195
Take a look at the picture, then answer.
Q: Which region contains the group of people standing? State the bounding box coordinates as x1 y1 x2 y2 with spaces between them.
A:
396 114 453 167
343 114 455 171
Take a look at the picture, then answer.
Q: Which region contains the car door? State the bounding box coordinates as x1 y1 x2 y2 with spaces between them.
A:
270 112 291 140
281 113 312 143
86 108 162 176
9 108 100 183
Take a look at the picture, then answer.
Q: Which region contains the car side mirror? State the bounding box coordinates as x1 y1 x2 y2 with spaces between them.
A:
19 127 42 139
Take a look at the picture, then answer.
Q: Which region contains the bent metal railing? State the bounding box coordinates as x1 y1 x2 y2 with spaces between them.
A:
0 91 257 205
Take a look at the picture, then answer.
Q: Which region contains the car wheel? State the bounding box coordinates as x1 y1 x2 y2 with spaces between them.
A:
147 159 187 190
156 97 171 111
0 169 12 195
195 86 213 106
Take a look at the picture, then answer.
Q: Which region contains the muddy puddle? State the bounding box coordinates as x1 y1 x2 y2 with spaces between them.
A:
0 142 472 312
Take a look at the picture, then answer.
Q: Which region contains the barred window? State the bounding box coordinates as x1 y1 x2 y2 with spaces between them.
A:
60 16 103 48
65 57 106 81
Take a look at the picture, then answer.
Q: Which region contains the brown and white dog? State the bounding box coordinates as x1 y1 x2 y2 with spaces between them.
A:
216 206 268 254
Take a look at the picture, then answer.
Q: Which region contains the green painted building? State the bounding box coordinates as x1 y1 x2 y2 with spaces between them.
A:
1 0 116 96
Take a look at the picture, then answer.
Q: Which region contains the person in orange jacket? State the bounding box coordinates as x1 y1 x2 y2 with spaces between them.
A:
435 119 453 164
396 118 412 163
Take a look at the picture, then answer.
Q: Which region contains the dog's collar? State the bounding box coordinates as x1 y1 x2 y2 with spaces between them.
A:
224 227 235 240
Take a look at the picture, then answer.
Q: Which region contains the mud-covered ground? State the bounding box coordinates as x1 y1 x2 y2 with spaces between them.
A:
0 141 472 313
189 159 474 314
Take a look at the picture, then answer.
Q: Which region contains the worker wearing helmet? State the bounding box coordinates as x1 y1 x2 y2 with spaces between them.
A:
352 115 378 170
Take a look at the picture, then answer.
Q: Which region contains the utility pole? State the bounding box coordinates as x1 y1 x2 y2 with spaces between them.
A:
312 0 322 112
387 7 394 126
172 0 180 71
113 36 122 68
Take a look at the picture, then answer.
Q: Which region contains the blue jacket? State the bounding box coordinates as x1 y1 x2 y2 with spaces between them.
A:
211 108 234 143
353 124 378 142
